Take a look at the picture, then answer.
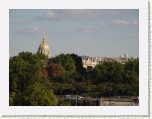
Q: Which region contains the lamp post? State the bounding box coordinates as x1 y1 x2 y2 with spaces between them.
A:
108 88 112 106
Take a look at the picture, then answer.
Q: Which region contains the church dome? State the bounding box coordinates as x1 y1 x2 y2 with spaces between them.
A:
39 38 49 49
37 35 51 58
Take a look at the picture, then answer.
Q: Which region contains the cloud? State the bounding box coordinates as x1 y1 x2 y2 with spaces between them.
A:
37 10 103 21
76 26 93 33
65 10 101 18
99 21 106 26
75 19 138 34
37 10 126 21
104 10 121 16
109 20 129 27
15 27 72 35
37 11 61 20
109 20 139 27
15 27 48 34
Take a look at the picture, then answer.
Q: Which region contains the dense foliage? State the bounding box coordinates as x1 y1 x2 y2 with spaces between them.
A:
9 52 57 106
9 52 139 106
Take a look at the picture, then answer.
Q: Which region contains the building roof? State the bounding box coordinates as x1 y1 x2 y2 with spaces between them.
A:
39 35 49 49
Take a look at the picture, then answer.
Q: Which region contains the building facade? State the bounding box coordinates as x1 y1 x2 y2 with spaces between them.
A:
81 55 138 69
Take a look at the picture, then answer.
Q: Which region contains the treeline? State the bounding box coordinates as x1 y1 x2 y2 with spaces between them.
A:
9 52 139 106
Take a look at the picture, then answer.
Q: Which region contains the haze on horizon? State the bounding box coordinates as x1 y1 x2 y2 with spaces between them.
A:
9 9 139 58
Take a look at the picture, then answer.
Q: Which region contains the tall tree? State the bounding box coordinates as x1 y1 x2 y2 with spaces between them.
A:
124 59 139 96
91 62 124 84
9 52 58 105
70 54 86 75
47 64 66 79
51 54 77 77
16 83 57 106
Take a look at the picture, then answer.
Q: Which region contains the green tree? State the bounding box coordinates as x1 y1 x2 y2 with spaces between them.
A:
17 83 57 106
9 56 31 92
91 62 124 84
9 52 48 92
51 83 75 95
70 54 86 75
97 83 113 96
124 59 139 96
124 59 139 74
51 54 77 77
9 52 58 105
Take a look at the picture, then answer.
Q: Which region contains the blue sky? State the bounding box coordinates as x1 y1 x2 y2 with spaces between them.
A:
9 9 139 57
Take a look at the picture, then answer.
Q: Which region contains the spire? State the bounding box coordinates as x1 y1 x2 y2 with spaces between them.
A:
42 34 46 43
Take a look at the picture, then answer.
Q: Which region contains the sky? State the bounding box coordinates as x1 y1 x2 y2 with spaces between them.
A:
9 9 139 57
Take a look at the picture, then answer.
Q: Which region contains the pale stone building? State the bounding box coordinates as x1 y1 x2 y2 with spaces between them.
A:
82 56 103 68
37 35 51 58
81 55 137 69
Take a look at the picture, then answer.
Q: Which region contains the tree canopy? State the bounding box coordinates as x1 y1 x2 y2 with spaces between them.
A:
9 52 139 106
9 52 57 106
51 54 77 77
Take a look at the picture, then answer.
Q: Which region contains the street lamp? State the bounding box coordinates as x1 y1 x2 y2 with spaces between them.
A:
108 88 112 106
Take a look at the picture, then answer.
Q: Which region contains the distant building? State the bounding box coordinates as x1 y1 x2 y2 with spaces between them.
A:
37 35 51 58
121 53 128 58
81 56 103 68
81 55 138 69
124 53 128 58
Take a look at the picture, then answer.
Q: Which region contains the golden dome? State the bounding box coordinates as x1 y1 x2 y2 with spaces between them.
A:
37 35 51 58
39 35 49 49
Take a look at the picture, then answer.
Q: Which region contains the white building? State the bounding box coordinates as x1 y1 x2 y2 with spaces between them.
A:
82 56 103 68
81 55 137 69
